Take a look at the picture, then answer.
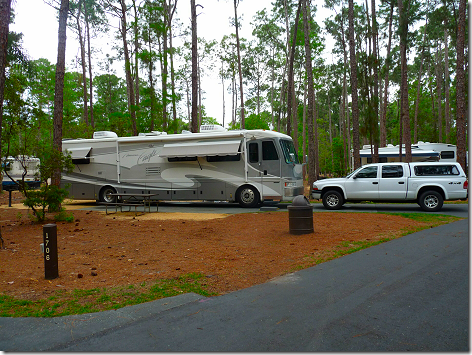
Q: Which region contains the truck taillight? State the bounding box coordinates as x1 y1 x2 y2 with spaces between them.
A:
464 180 468 189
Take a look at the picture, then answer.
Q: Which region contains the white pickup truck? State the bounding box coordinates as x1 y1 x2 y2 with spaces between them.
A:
312 162 468 212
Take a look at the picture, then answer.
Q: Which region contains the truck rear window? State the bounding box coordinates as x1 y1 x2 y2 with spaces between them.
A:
414 165 460 176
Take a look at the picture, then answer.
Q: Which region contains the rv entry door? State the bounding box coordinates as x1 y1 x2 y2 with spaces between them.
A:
246 140 281 196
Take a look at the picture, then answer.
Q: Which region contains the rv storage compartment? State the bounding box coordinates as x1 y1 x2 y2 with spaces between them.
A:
287 195 314 235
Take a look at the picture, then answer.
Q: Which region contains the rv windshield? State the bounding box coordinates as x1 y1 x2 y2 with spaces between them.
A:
280 139 300 164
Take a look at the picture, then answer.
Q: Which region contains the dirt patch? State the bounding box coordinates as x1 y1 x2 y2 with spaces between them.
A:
0 191 428 301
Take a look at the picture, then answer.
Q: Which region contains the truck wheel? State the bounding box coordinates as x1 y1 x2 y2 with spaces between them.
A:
418 190 443 212
322 190 343 210
236 185 260 208
99 186 117 203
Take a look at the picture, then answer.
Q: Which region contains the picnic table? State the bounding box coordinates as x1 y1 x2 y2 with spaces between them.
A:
97 193 158 215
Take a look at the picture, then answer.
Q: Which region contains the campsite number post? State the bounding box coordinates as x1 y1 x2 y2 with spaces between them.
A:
43 223 59 280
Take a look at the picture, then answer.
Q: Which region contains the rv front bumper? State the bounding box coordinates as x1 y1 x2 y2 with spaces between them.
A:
284 185 304 198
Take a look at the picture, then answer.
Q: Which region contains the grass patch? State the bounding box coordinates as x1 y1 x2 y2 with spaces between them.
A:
0 272 215 318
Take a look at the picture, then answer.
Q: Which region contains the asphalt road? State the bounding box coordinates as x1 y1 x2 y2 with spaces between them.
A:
75 199 469 218
1 216 468 351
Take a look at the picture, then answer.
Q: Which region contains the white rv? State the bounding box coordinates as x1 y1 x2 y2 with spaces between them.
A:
358 142 460 166
1 156 41 190
61 125 305 207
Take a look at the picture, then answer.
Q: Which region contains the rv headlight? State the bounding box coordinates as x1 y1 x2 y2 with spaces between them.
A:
285 181 297 188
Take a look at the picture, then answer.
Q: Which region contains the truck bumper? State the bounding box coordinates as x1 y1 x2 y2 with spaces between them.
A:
312 190 322 200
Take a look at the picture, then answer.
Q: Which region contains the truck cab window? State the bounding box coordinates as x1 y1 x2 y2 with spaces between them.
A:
262 141 278 161
382 165 403 178
356 166 378 178
249 143 259 163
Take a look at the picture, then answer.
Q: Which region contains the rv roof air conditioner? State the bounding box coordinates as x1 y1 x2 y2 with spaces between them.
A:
138 131 168 136
93 131 118 139
200 124 227 132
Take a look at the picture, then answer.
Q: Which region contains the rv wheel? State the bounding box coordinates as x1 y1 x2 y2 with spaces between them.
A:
236 185 260 208
99 186 117 203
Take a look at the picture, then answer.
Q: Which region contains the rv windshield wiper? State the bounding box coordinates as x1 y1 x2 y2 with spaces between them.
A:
197 158 202 170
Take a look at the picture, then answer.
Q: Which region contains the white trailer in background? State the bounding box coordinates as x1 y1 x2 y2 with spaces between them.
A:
1 156 41 190
61 125 305 208
358 142 462 166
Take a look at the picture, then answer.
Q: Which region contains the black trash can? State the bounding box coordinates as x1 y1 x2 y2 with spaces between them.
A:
287 195 314 235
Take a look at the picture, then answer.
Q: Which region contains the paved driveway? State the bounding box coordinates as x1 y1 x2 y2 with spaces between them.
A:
1 218 468 351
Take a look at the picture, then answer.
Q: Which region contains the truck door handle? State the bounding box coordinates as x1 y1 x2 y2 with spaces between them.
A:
398 181 405 184
372 182 378 184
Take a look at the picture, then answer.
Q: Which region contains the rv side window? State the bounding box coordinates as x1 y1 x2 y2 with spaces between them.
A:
168 156 198 162
280 139 299 164
382 165 403 178
414 165 460 176
207 154 240 162
441 151 455 159
249 143 259 163
72 158 90 165
262 141 278 160
2 161 11 171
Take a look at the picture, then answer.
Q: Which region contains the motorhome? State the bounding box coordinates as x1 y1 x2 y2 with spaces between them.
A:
358 142 460 166
61 125 305 207
1 156 41 190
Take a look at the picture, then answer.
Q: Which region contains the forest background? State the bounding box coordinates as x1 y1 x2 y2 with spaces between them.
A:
0 0 468 189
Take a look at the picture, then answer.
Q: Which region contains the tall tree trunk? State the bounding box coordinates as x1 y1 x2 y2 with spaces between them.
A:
348 0 361 169
398 0 411 162
0 0 11 192
162 29 168 131
166 0 177 133
455 0 467 172
302 0 316 188
340 12 349 172
132 0 140 120
52 0 69 187
381 0 394 147
434 41 443 142
270 48 275 129
84 0 94 128
286 0 302 138
147 29 156 131
221 60 225 127
444 26 450 143
371 0 379 163
120 0 137 136
190 0 198 133
414 24 427 144
233 0 245 128
198 51 202 127
76 0 89 126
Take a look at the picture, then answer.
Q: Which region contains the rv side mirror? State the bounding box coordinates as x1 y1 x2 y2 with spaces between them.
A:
352 174 357 179
289 153 296 163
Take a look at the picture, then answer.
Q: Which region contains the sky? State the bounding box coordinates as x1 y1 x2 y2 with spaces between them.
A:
10 0 334 129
